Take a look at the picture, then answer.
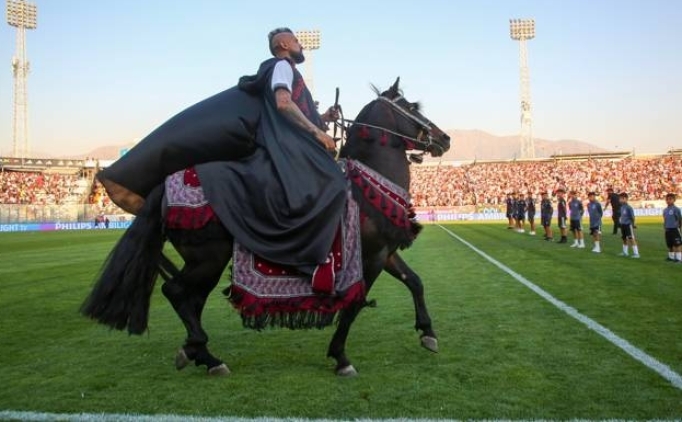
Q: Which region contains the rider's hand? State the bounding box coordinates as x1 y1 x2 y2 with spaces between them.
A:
321 106 340 123
315 131 337 152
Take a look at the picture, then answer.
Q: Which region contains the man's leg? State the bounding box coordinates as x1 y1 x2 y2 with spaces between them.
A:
97 174 145 215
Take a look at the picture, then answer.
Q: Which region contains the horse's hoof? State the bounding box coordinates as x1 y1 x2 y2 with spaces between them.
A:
175 348 190 370
420 336 439 353
207 363 230 376
336 365 358 377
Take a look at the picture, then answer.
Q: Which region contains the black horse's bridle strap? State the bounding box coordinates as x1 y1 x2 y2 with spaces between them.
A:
340 97 435 152
377 96 432 130
342 119 422 144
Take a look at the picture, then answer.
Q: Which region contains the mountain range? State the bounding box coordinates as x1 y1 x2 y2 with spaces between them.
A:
57 129 607 162
423 130 607 162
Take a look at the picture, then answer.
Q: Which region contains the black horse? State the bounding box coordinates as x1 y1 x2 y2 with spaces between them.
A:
81 78 451 376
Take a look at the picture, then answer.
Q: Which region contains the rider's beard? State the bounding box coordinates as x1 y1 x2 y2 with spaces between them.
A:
290 50 306 64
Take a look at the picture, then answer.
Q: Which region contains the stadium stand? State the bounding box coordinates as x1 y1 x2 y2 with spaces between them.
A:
1 153 680 223
410 155 681 207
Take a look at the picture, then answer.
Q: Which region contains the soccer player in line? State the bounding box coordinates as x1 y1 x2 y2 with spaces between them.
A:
568 190 585 248
663 193 682 262
618 192 640 258
506 193 515 229
540 191 554 241
526 191 537 236
515 192 527 233
556 188 568 244
587 192 603 253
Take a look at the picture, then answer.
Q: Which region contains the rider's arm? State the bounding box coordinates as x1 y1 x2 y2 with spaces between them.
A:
275 89 325 137
271 60 334 151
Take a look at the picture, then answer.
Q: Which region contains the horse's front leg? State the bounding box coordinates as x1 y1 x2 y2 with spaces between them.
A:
327 248 388 376
384 252 438 353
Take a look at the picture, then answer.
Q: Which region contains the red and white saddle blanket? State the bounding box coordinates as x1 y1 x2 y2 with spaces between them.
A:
164 166 364 330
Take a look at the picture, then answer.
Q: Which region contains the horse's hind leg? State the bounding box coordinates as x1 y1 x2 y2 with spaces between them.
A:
384 252 438 353
162 238 233 375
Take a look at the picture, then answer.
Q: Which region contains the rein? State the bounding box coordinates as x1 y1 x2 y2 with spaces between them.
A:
334 95 442 162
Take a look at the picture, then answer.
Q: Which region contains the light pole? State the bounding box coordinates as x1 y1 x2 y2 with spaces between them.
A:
295 29 320 97
510 18 535 159
6 0 37 159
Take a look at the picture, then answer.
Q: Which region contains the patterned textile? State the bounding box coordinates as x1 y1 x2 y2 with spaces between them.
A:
345 159 421 249
164 167 217 229
163 167 364 329
228 188 364 329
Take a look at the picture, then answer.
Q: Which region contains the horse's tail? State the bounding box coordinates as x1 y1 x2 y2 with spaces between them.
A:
81 183 166 334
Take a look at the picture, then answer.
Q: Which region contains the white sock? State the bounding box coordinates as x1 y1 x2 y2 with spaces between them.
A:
579 239 585 246
670 252 675 259
595 241 600 249
676 252 682 261
632 245 639 255
622 245 628 255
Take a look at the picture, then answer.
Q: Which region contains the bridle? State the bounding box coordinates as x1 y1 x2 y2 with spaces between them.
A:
334 93 445 162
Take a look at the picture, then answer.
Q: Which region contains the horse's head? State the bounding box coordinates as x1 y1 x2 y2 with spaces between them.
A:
345 77 451 159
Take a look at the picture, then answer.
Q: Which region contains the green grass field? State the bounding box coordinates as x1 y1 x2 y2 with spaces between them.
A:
1 222 681 420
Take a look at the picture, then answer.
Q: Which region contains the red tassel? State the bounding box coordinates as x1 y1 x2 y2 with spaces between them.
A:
183 167 201 187
380 132 388 146
358 126 370 139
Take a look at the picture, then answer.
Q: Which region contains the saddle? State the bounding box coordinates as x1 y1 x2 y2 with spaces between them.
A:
163 159 419 329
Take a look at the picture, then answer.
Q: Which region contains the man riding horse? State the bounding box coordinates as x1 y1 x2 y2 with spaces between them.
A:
82 28 451 375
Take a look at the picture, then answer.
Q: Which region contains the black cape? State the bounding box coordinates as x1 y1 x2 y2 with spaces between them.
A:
99 87 261 198
195 58 347 272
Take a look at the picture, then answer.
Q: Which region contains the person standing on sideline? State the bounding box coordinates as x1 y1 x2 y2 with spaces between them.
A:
540 191 554 241
526 191 537 236
515 192 527 233
556 189 568 243
603 187 622 235
663 193 682 262
568 190 585 248
505 193 515 229
587 192 603 253
618 192 640 258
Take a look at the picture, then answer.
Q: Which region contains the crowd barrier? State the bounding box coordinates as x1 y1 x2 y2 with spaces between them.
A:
0 221 133 232
0 203 669 233
415 207 668 223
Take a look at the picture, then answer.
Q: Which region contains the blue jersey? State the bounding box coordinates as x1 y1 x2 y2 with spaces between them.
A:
568 198 584 221
663 205 682 229
515 199 527 217
526 197 536 215
557 198 567 218
541 198 553 216
587 200 603 227
506 198 513 213
619 204 635 225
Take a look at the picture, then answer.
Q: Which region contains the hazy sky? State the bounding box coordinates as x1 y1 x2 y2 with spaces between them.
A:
1 0 681 157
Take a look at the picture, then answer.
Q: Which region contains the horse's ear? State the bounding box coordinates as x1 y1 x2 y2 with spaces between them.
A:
390 77 400 93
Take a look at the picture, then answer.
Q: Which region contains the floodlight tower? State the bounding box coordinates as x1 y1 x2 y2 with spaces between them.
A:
295 29 320 97
510 18 535 159
6 0 37 159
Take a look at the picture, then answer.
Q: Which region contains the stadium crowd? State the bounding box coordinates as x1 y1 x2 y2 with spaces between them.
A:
410 156 682 207
0 170 84 205
2 155 680 210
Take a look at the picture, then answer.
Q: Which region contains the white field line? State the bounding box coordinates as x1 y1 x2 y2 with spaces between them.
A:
1 412 680 422
437 224 682 391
